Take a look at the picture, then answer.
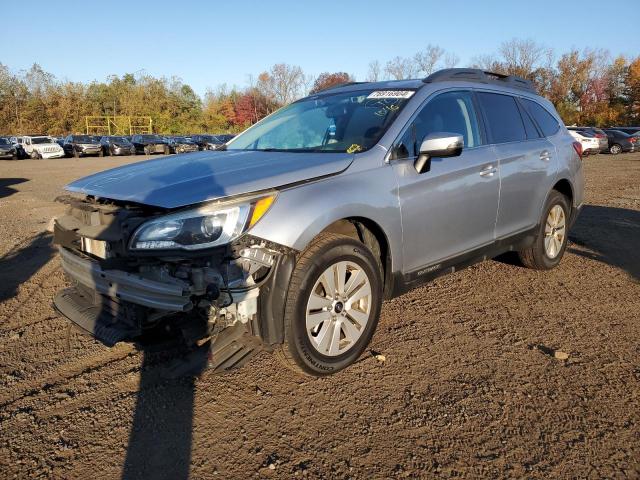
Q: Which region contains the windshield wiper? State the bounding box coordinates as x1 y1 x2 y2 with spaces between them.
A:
251 148 338 153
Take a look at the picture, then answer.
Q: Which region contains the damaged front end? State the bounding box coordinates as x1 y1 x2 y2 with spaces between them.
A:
52 194 295 375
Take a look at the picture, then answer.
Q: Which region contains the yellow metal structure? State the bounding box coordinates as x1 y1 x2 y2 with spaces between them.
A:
85 116 153 135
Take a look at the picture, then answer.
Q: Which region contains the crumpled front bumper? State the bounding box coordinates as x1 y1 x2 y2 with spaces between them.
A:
57 247 192 312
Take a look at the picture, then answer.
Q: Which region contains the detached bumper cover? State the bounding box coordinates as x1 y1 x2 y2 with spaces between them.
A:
58 247 192 311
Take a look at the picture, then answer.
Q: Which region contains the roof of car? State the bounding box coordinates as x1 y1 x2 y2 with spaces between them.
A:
312 79 426 96
313 69 537 96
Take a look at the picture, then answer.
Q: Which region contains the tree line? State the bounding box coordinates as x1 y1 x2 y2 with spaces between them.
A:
1 38 638 136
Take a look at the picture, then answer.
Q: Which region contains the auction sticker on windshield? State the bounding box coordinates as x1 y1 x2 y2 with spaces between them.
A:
367 90 415 99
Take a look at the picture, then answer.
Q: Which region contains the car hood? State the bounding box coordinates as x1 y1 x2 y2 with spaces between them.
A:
34 143 60 149
65 150 354 209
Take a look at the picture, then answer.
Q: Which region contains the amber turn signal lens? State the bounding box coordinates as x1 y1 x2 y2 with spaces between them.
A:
249 196 275 227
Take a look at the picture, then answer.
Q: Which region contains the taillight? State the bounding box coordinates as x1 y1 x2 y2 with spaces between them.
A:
572 141 583 159
630 138 637 143
595 134 605 138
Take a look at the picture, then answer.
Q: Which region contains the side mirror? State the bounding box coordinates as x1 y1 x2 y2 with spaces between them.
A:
414 132 464 174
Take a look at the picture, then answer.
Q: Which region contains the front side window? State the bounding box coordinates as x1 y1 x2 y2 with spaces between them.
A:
394 90 481 159
477 92 526 144
521 99 560 137
227 88 416 153
415 91 481 149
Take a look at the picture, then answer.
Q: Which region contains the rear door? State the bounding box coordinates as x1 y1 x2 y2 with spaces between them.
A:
391 90 500 274
476 92 556 238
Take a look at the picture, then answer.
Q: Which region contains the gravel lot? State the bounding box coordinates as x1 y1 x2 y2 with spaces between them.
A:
0 152 639 479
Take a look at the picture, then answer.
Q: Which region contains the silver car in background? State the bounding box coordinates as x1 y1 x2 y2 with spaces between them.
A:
52 69 584 377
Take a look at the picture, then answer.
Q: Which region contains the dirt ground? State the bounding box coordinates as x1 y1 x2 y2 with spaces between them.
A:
0 152 638 479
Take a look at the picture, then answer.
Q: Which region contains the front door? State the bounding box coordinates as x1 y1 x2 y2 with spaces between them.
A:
391 90 500 275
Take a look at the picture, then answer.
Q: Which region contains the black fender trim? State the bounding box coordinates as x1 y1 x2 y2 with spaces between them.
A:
257 252 295 345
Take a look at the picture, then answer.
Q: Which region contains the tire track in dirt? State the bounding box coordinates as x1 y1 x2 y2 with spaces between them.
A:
0 263 63 330
0 343 135 409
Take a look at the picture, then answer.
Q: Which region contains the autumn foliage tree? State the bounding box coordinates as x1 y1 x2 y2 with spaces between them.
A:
310 72 353 94
1 42 640 135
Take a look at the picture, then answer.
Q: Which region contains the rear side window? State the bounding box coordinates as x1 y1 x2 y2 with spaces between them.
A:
521 99 560 137
477 92 526 144
517 101 541 140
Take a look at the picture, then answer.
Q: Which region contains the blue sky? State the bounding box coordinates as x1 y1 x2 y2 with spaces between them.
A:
2 0 639 97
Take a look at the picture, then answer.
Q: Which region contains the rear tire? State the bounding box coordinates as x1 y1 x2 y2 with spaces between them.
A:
609 144 622 155
164 145 170 155
517 190 570 270
275 233 383 376
98 149 104 157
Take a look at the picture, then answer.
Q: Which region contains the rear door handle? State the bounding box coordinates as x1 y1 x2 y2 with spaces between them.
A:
540 150 551 161
479 165 497 177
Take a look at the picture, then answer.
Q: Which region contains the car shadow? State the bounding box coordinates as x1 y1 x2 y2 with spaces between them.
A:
118 158 221 479
494 205 640 282
0 178 28 199
0 232 55 302
568 204 640 282
121 347 208 480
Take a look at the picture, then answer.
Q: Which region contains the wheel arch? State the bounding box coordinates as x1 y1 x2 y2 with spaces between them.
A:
552 178 574 207
319 217 394 299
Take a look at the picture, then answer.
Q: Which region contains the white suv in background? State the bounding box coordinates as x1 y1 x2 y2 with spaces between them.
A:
13 135 65 159
568 130 600 156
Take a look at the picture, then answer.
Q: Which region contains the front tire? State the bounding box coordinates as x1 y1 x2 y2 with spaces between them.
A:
517 190 570 270
73 149 81 158
144 145 150 155
276 233 383 376
610 144 622 155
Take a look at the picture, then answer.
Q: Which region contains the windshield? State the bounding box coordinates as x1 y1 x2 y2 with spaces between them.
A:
32 137 54 144
110 136 131 144
174 137 192 142
196 135 216 142
0 138 10 145
140 135 163 141
226 89 415 153
74 135 99 143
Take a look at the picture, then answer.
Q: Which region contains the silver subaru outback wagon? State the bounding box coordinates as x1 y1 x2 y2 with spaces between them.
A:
53 69 584 376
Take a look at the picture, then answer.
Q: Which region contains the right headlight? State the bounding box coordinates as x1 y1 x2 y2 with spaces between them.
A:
129 194 276 251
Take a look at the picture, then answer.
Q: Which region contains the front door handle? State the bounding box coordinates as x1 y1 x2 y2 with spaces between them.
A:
540 150 551 161
479 165 497 177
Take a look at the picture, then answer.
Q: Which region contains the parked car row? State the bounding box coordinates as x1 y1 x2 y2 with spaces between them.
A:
567 126 638 155
1 133 236 159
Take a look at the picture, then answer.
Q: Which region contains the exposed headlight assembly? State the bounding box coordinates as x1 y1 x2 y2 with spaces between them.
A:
129 194 276 251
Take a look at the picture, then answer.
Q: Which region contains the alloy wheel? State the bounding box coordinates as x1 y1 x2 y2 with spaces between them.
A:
305 261 372 357
544 205 566 259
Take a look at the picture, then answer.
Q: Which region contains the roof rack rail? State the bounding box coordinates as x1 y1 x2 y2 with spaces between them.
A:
423 68 536 93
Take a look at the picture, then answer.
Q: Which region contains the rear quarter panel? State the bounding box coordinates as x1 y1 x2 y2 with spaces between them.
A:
552 128 585 209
